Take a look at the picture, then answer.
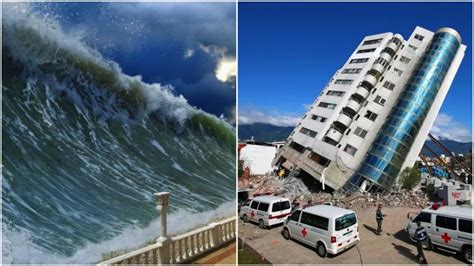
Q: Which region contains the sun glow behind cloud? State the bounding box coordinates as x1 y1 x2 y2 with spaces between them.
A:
216 57 236 82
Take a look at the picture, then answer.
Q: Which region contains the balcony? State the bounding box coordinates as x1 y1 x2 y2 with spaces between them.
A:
382 46 396 57
364 74 378 87
367 68 382 79
336 112 353 127
379 52 392 63
325 129 343 143
371 63 385 76
386 41 399 53
355 85 370 99
347 98 362 112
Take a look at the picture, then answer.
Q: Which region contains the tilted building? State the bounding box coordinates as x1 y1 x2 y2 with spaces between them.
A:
273 26 466 194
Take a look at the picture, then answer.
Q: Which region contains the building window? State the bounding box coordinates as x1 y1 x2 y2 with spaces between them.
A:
318 102 337 109
374 95 386 106
289 141 305 153
364 110 378 121
382 47 396 57
374 57 389 67
309 152 331 167
311 115 327 123
327 90 345 97
394 68 404 77
334 79 353 85
300 127 317 138
344 144 358 156
341 68 362 74
414 34 424 41
349 58 369 64
354 127 368 138
400 56 411 64
408 44 418 53
383 81 395 91
362 38 383 45
390 36 403 47
357 48 376 54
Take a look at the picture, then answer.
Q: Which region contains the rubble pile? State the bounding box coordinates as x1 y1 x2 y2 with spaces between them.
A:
248 174 431 210
249 174 310 198
333 190 431 211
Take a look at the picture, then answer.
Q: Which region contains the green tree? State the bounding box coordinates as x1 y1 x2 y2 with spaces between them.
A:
399 165 421 190
238 159 244 178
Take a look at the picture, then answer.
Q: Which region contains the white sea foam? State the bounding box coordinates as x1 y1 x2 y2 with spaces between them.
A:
2 3 202 127
2 200 235 264
150 140 169 156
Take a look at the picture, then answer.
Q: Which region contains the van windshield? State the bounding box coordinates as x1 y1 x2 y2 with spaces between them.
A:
272 201 291 212
335 213 357 231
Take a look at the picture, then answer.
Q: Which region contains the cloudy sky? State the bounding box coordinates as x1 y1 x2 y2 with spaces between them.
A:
36 2 236 122
239 2 472 142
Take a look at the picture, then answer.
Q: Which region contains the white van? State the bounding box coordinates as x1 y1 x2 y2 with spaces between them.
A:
282 205 359 257
240 195 292 229
405 205 472 263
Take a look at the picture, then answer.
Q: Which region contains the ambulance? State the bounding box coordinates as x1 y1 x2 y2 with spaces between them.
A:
405 204 472 263
282 205 359 257
239 195 292 229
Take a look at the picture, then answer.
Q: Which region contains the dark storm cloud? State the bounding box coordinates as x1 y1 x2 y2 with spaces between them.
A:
45 2 236 120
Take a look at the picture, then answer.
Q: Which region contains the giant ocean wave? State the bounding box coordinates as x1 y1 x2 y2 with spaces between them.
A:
2 4 235 263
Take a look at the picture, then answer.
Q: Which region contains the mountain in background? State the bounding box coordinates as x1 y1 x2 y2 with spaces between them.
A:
239 123 472 155
423 139 472 156
239 123 293 142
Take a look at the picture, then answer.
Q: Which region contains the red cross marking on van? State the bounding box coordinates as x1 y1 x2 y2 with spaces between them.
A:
301 227 308 237
441 232 451 243
251 210 255 218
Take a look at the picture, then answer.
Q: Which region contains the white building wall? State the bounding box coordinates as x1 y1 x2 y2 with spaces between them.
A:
273 26 465 191
240 144 278 175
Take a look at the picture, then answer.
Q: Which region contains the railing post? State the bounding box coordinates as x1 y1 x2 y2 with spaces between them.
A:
209 222 221 248
155 192 171 264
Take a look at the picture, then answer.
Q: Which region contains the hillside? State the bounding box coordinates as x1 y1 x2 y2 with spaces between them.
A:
239 123 472 155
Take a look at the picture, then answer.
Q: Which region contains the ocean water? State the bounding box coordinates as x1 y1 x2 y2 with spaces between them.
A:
2 4 235 263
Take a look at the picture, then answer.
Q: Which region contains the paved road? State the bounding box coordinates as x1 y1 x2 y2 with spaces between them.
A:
239 206 466 264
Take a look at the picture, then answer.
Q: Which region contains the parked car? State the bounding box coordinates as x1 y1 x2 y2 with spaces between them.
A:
282 205 359 257
405 204 472 263
239 195 291 229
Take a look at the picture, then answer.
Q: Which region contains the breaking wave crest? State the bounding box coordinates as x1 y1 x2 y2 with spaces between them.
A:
2 4 235 263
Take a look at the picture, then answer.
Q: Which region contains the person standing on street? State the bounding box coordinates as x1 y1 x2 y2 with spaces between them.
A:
376 204 385 235
414 221 428 263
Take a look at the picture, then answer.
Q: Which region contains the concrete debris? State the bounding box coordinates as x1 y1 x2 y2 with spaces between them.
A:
247 174 431 211
249 174 310 199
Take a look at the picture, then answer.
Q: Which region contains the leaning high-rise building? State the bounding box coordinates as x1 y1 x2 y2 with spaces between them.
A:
273 26 466 194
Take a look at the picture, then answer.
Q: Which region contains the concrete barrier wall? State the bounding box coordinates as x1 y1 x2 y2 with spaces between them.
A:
97 217 236 265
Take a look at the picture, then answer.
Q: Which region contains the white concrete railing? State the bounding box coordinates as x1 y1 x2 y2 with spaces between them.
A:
98 216 236 265
170 216 236 263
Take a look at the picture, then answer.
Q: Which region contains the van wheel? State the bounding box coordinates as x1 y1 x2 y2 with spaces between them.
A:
258 219 266 229
424 238 432 250
316 242 327 258
283 228 290 240
462 246 472 264
243 214 248 223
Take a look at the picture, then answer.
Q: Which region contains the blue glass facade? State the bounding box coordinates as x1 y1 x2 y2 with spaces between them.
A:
347 31 460 192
